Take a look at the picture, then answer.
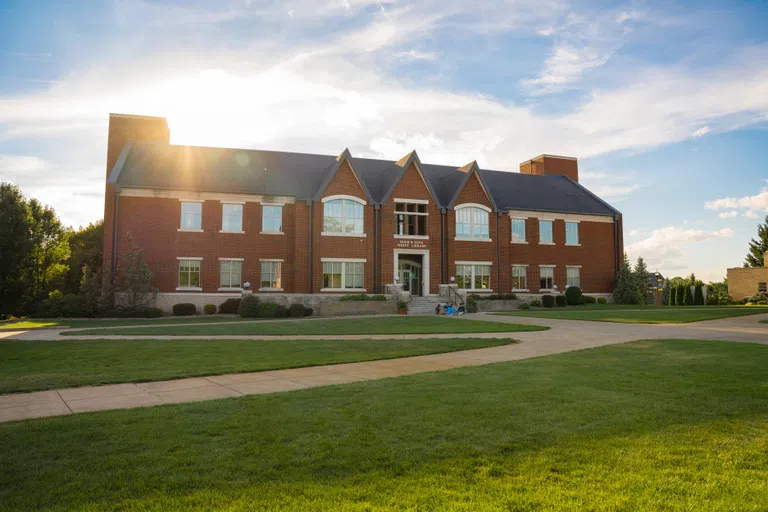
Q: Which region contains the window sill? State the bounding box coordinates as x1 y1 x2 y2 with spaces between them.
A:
218 288 242 292
259 288 284 292
511 240 528 244
454 237 493 243
539 289 555 293
511 289 529 292
539 242 555 245
219 230 245 234
260 231 284 235
177 229 203 233
395 235 429 240
460 289 494 293
321 288 367 292
176 287 202 291
566 243 581 246
321 232 367 237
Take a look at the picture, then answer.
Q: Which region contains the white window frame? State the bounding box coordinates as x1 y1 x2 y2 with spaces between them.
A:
179 200 203 232
565 221 580 246
454 261 493 292
220 202 244 234
218 258 243 291
566 265 581 288
455 203 492 242
321 258 366 291
177 257 203 291
539 265 555 292
511 218 527 244
321 195 367 237
394 199 429 239
539 220 554 245
511 264 528 291
259 259 283 291
261 204 284 235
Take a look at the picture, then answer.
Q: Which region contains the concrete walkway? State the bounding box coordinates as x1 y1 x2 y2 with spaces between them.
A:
1 312 767 423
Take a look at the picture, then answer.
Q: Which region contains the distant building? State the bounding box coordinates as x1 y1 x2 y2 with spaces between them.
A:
727 253 768 299
649 271 664 305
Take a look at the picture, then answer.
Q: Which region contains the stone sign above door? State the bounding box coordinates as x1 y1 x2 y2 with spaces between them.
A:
395 238 428 250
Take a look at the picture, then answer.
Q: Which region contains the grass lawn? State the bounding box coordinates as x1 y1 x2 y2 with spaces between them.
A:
1 339 767 511
496 305 768 323
0 337 514 394
0 316 250 330
63 316 548 336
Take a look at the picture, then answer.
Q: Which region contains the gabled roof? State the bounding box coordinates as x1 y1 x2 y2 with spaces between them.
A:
112 142 620 216
312 148 374 203
378 151 441 206
446 161 498 211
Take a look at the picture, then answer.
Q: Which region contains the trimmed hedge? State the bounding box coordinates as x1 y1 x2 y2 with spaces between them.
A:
203 304 217 315
289 303 306 318
518 302 531 310
103 307 163 318
597 297 607 305
238 295 261 318
466 298 478 313
173 303 197 316
565 286 582 305
274 305 288 318
542 295 555 308
583 295 597 304
474 293 518 301
304 307 314 317
530 299 542 307
339 294 387 301
218 298 241 314
555 294 567 307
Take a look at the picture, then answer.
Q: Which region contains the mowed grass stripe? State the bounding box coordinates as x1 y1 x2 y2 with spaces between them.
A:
62 316 548 336
0 316 252 330
1 340 767 511
0 337 515 394
496 306 768 323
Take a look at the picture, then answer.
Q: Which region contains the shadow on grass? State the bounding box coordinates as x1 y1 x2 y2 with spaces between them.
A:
1 339 767 510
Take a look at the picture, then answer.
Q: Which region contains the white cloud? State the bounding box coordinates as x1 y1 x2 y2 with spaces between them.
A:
718 210 738 219
744 210 760 219
0 155 50 173
626 225 734 273
692 126 711 137
705 186 768 220
394 49 438 61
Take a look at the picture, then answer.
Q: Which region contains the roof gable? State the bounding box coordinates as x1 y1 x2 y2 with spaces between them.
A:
313 149 373 202
447 162 497 211
379 151 440 205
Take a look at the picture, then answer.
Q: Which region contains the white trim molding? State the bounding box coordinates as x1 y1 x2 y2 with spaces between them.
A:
260 231 284 235
321 194 367 205
393 248 431 296
120 188 294 204
456 261 493 265
394 198 429 204
395 234 429 240
177 229 204 233
218 287 243 292
258 287 284 292
455 202 492 213
321 257 367 263
321 288 367 293
321 231 367 238
219 257 245 261
259 258 284 262
219 200 245 205
219 230 245 234
176 287 203 292
511 263 529 266
507 209 614 223
455 237 493 242
539 264 556 268
177 256 203 260
178 198 205 203
566 265 583 268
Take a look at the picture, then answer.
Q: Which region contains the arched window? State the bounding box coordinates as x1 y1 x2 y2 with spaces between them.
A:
455 204 490 240
322 196 365 235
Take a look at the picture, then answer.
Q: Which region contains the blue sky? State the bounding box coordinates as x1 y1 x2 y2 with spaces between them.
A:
1 0 767 281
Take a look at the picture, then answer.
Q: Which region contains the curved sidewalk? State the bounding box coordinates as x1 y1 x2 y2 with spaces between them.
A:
1 313 767 423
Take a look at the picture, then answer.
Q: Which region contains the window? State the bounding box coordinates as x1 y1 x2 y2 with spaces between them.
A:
178 259 201 289
323 198 364 235
455 263 491 290
511 265 527 290
260 261 282 290
511 219 526 243
219 260 242 289
567 267 580 288
221 203 243 232
322 260 364 290
396 202 427 236
539 220 553 244
262 205 283 233
540 266 554 290
456 206 490 240
565 221 579 245
759 282 767 293
180 202 202 230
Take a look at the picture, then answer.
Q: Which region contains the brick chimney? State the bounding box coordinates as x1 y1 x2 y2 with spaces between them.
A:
103 113 170 292
519 154 579 182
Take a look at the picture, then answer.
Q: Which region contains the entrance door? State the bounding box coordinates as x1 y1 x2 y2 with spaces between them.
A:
398 260 422 296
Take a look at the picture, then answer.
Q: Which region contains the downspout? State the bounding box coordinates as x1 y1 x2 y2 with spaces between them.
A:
440 208 447 283
374 204 380 293
496 211 501 292
308 200 313 294
110 192 120 287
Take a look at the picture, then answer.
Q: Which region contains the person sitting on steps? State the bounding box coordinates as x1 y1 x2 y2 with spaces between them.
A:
435 303 442 315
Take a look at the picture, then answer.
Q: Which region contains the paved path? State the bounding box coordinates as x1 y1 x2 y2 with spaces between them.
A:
1 313 766 423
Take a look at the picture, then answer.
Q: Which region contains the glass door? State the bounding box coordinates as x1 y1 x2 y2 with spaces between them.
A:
398 261 422 296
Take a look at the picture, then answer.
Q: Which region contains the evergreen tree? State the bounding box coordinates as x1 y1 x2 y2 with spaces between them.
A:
682 282 692 306
662 280 671 306
613 253 637 304
634 257 652 305
694 284 705 305
744 215 768 268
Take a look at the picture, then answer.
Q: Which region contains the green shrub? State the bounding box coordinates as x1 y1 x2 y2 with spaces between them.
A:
583 295 597 304
34 293 97 318
542 295 555 308
372 295 387 301
218 298 241 314
173 303 196 316
555 294 567 307
530 299 542 307
304 307 314 317
565 286 583 306
694 285 705 306
275 305 288 318
466 298 478 313
288 303 306 318
504 293 517 300
238 295 261 318
518 302 531 310
597 297 607 305
682 284 691 306
254 302 280 318
748 292 768 303
758 301 768 306
203 304 216 315
340 294 387 302
397 300 409 312
103 307 163 318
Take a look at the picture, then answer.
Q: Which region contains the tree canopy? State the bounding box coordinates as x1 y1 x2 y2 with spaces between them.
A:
744 215 768 268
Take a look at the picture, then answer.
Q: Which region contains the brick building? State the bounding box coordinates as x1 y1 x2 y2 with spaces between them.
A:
103 113 623 310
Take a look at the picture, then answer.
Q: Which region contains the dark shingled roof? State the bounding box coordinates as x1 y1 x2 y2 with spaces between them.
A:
110 142 619 216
